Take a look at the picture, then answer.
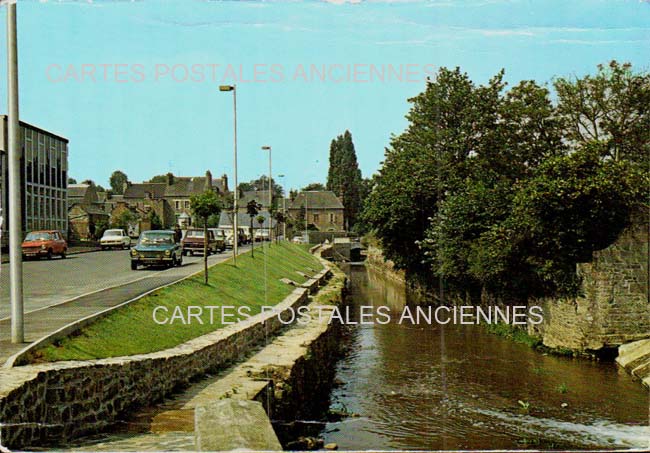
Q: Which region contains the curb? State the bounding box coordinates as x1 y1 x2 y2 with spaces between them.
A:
0 247 102 264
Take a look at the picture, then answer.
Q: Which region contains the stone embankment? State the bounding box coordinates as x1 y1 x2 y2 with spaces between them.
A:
0 265 333 450
364 215 649 378
616 339 650 389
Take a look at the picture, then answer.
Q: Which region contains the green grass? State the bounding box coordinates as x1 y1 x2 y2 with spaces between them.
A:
485 322 576 357
485 322 544 349
26 242 323 363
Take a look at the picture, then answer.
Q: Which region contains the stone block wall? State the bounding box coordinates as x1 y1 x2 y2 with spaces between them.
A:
0 268 331 450
530 215 650 352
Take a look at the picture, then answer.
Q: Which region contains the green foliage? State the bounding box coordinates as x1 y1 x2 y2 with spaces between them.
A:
148 210 163 230
555 60 650 165
238 176 283 198
149 172 173 184
364 61 648 301
111 209 138 230
302 182 326 191
67 177 77 184
327 130 363 229
190 190 222 221
109 170 129 195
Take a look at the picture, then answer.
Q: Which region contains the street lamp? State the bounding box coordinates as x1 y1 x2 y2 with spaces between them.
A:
261 146 272 244
277 174 286 241
219 85 238 265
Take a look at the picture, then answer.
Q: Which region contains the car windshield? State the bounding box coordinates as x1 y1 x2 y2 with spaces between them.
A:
139 232 173 245
186 230 205 238
25 232 53 241
104 230 123 237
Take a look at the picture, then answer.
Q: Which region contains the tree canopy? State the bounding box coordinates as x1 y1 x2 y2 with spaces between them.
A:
363 61 649 300
327 130 363 229
109 170 129 195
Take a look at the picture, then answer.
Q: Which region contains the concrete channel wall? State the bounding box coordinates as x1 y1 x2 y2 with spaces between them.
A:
0 268 331 450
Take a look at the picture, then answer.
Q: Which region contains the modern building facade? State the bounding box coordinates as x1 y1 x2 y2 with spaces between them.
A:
0 115 69 246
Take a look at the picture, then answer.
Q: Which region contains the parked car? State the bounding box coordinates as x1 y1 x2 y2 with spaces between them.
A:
240 226 252 244
100 229 131 250
223 227 245 248
21 230 67 260
130 230 182 270
255 229 270 242
292 235 305 244
182 228 219 256
208 228 227 252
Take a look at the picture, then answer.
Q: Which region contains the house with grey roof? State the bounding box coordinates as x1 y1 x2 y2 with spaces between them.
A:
288 191 345 232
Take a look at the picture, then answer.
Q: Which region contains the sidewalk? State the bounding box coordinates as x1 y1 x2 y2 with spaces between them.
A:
1 245 101 264
0 246 250 365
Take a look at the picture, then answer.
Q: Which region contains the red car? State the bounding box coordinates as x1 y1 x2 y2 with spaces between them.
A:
21 230 68 260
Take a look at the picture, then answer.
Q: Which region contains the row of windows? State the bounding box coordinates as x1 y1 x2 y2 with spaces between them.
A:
311 213 338 223
174 199 191 210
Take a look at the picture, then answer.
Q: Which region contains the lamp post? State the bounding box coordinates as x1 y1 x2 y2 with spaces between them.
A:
7 1 24 343
219 85 238 265
277 174 286 241
261 146 272 244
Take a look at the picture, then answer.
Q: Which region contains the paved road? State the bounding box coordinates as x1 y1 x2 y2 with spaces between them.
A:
0 246 250 363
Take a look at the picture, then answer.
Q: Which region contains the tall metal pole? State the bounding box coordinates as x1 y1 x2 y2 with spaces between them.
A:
278 174 286 241
232 85 238 264
261 146 272 244
268 148 272 244
7 1 24 343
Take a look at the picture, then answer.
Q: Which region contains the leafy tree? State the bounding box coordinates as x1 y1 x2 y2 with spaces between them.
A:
302 182 326 191
555 60 650 164
190 190 223 283
109 170 129 195
246 199 261 257
67 177 77 184
111 209 138 231
148 211 163 230
238 176 283 198
327 130 363 229
149 173 174 184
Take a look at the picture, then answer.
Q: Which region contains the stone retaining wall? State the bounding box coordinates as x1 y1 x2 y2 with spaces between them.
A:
365 214 649 354
0 268 331 450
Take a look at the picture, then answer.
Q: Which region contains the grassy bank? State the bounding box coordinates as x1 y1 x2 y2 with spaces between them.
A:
27 243 323 363
485 322 575 357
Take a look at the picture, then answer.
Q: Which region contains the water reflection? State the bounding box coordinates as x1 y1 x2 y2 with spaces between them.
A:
323 265 650 450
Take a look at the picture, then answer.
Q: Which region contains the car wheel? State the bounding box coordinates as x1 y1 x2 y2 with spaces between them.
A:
176 255 183 267
46 249 53 260
131 261 138 270
189 250 194 256
182 250 187 256
61 249 67 259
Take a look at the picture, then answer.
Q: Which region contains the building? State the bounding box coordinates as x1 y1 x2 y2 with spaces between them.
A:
238 189 272 213
287 191 345 232
163 171 228 225
67 184 109 240
0 115 69 246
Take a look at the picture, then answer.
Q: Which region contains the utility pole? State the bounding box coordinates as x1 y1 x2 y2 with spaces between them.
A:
7 1 24 343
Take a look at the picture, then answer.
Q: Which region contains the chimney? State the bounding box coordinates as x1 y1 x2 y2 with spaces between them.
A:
166 172 174 186
221 173 229 193
205 170 213 192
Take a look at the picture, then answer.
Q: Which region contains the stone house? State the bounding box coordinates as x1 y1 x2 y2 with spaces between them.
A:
164 171 229 226
287 191 345 232
121 182 175 229
67 184 109 241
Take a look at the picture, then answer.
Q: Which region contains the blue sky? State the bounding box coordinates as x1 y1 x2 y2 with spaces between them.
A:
1 0 649 193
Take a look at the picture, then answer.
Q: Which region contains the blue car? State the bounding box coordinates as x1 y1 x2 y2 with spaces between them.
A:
130 230 182 270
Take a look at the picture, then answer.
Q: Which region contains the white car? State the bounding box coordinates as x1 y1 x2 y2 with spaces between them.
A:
100 229 131 250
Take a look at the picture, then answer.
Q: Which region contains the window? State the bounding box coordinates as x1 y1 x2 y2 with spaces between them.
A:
329 213 335 222
184 200 190 209
175 200 181 210
313 214 319 223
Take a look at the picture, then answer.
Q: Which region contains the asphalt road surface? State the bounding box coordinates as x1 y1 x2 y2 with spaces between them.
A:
0 247 247 320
